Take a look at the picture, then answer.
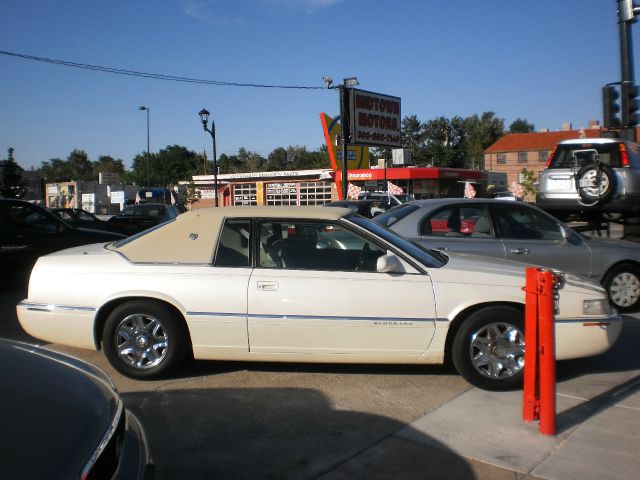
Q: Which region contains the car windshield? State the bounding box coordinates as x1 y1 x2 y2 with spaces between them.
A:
347 214 446 268
373 203 421 227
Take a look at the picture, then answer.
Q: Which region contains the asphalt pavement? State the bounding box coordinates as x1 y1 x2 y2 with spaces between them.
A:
1 284 638 479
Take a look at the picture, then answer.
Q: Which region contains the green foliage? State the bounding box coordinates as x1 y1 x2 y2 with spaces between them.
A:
1 148 27 198
509 118 535 133
182 179 202 209
519 168 538 196
463 112 505 169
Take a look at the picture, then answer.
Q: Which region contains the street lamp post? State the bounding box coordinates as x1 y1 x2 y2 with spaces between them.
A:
198 108 219 207
139 106 150 187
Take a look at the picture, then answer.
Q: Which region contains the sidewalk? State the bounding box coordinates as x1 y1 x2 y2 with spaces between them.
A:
323 315 640 480
400 368 640 480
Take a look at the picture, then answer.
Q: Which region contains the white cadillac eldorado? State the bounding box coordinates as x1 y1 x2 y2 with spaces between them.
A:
17 206 622 390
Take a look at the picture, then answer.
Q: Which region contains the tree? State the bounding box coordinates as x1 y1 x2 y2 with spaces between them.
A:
130 145 202 187
422 116 467 168
266 147 290 171
67 149 94 181
509 118 535 133
182 179 201 210
519 168 538 196
464 112 505 169
92 155 126 180
401 115 428 165
0 148 27 198
40 157 73 182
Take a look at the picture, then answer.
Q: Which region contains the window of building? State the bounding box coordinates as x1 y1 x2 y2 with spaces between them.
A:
233 183 258 206
299 181 332 205
264 182 297 205
497 154 506 165
517 152 528 164
538 151 549 163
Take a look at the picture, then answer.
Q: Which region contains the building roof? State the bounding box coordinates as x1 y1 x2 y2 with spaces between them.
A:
485 130 602 153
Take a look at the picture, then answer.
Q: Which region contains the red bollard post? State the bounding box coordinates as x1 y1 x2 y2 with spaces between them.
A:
523 267 540 422
538 270 557 436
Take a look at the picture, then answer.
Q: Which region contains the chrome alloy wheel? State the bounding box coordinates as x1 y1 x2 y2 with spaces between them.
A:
580 168 609 198
609 271 640 308
469 322 525 379
114 313 169 370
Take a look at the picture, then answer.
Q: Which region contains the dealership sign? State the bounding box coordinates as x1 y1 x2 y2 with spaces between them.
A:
349 89 401 148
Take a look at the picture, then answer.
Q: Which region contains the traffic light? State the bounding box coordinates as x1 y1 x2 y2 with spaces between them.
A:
603 85 621 129
621 81 640 127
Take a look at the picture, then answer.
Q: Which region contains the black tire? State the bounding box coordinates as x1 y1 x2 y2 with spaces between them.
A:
603 263 640 313
576 163 615 206
451 306 525 391
103 300 187 379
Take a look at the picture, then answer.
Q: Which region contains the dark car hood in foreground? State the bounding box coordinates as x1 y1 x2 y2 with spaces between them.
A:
0 340 119 479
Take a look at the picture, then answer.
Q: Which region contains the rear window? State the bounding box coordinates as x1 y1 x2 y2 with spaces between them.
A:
548 143 620 168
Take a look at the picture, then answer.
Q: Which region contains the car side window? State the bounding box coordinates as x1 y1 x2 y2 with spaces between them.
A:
492 204 563 241
214 219 251 267
6 204 59 233
421 205 493 238
259 220 385 272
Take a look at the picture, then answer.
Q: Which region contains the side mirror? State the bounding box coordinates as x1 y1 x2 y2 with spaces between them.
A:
376 253 405 274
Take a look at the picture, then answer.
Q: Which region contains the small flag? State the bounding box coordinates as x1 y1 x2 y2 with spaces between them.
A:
387 181 404 195
464 182 476 198
347 183 362 199
510 181 525 199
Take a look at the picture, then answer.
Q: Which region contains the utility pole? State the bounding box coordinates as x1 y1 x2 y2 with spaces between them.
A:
617 0 639 141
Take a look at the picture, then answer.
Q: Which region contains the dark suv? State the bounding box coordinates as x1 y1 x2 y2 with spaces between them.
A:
536 138 640 220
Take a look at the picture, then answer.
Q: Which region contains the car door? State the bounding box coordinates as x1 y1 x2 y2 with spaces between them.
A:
491 202 592 276
416 204 506 258
247 219 437 358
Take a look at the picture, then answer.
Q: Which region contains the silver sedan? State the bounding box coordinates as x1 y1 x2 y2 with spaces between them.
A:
374 198 640 312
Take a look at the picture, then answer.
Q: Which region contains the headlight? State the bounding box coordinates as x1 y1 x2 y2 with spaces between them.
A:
583 299 611 315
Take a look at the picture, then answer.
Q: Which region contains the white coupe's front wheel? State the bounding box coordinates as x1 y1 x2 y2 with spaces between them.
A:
103 300 187 379
452 306 525 391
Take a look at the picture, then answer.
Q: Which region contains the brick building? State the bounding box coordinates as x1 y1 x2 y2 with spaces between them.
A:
483 126 602 192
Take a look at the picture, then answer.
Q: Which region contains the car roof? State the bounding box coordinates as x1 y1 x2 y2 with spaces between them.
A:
558 138 623 145
112 206 352 264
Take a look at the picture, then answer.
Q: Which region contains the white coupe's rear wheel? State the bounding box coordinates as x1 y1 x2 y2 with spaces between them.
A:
103 300 187 379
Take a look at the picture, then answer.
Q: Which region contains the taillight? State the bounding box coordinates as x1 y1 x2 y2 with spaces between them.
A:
546 145 558 167
619 143 630 167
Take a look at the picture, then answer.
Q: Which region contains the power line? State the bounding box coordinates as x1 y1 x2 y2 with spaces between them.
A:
0 49 326 90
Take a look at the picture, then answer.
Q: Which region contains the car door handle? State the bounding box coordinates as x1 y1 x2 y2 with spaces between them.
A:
510 248 529 255
257 281 279 291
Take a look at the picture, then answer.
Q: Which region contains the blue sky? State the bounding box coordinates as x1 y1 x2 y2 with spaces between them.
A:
1 0 638 170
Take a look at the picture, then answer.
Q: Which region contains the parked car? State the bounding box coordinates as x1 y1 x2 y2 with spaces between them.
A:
536 138 640 220
374 198 640 312
324 199 394 218
358 191 414 206
0 198 125 285
49 207 121 232
17 206 621 390
107 203 181 236
0 338 152 479
493 191 518 201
